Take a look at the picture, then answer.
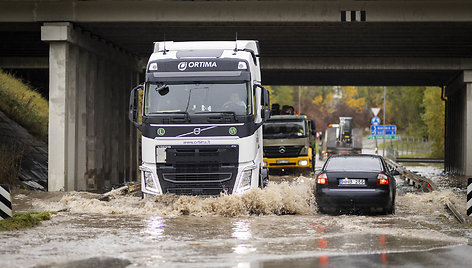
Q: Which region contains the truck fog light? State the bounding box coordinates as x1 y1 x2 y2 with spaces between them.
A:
298 160 308 166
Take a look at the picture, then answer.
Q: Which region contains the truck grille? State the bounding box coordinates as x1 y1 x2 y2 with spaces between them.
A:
264 146 303 158
162 172 232 183
157 145 239 195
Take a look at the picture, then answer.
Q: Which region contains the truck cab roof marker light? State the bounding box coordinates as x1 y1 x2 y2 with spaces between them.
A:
148 62 158 71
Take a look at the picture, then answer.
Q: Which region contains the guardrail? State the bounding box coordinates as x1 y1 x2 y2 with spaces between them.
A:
396 158 444 163
385 158 436 192
385 158 467 224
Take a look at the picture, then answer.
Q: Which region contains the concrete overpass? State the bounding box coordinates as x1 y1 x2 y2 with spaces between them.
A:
0 0 471 191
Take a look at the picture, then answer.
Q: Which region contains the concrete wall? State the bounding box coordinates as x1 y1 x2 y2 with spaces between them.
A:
445 71 472 177
41 22 139 191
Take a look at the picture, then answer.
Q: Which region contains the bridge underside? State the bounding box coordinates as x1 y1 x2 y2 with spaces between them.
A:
1 16 472 189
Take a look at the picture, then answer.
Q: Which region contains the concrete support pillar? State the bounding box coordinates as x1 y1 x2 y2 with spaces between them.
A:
42 22 141 191
445 70 472 177
466 81 472 177
46 41 71 191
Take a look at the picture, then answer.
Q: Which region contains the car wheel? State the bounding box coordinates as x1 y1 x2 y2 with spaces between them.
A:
259 168 269 188
384 205 395 214
317 206 326 214
384 199 395 214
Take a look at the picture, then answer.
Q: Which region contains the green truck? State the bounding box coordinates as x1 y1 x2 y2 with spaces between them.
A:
263 115 316 173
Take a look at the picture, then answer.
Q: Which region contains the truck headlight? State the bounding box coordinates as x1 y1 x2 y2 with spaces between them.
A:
263 161 267 167
139 166 161 195
236 165 256 194
298 160 308 166
144 171 155 188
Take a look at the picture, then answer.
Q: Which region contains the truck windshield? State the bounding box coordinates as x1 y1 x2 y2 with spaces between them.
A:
263 121 306 138
144 81 252 116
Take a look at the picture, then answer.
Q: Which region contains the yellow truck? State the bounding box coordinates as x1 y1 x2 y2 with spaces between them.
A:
263 115 316 173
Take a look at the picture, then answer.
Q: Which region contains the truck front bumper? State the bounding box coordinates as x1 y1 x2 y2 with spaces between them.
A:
263 155 311 169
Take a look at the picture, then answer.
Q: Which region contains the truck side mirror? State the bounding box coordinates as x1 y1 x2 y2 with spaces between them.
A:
259 86 271 120
311 119 316 133
129 84 143 128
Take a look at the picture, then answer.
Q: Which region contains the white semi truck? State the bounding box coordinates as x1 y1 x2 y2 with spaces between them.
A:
129 40 270 196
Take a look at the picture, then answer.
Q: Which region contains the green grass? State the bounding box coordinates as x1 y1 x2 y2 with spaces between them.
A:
0 211 55 231
0 69 48 141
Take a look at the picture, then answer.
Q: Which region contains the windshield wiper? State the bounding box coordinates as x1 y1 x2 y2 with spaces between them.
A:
155 111 188 115
151 111 190 121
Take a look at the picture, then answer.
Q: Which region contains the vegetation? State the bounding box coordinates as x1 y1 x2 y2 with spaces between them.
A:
0 144 24 186
0 69 48 141
422 87 445 158
0 211 55 231
266 85 445 157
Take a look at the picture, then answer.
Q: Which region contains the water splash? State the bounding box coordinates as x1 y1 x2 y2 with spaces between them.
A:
31 179 316 217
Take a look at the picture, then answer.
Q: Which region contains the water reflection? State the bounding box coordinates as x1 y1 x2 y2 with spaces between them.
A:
232 220 252 240
310 220 326 234
379 234 388 264
232 220 256 255
143 216 165 240
233 244 257 255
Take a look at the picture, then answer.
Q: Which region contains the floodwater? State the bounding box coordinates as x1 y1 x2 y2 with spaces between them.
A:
2 168 471 268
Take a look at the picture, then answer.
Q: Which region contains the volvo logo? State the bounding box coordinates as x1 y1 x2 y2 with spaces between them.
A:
178 62 188 71
279 146 286 154
193 128 201 135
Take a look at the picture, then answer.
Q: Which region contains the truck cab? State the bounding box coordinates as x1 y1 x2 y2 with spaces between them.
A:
262 115 316 173
129 41 270 196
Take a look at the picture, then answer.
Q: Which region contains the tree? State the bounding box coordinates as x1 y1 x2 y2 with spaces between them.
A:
422 87 445 158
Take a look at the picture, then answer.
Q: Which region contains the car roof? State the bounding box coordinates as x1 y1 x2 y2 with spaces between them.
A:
328 154 382 159
323 154 385 171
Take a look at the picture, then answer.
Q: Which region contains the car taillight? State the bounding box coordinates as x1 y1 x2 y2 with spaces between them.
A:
377 173 389 185
317 173 328 184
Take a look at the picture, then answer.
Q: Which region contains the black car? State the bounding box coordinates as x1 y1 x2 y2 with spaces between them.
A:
315 154 398 214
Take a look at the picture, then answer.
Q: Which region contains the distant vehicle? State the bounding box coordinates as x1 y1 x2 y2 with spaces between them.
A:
320 117 362 160
314 154 398 214
263 114 316 173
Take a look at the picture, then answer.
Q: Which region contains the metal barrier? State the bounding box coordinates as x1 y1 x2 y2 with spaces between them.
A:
468 178 472 216
385 158 436 192
0 184 12 220
385 158 468 223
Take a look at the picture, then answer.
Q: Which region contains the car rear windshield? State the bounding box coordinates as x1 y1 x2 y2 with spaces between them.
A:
324 156 383 171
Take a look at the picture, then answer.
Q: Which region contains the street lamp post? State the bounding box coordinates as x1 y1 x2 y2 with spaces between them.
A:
383 86 386 156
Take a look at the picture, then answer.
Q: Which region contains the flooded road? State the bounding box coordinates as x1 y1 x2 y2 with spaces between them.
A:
1 168 471 268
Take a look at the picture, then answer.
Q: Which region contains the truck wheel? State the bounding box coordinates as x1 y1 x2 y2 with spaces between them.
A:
260 168 269 188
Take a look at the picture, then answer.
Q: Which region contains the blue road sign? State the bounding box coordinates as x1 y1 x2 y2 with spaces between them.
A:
370 125 396 136
371 116 381 126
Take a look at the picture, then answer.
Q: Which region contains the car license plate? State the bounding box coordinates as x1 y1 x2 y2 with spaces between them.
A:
339 178 365 185
276 160 289 164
